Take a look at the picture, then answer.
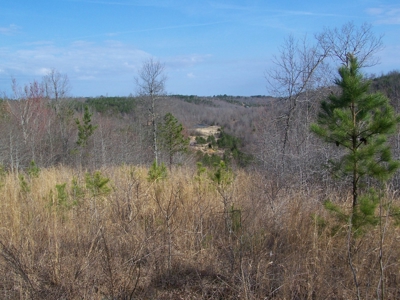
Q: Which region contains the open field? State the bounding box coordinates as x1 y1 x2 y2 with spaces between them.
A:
0 165 399 299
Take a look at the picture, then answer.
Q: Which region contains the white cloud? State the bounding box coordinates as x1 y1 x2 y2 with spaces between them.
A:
366 8 384 15
0 24 20 36
167 54 212 69
0 39 219 96
367 6 400 24
36 67 53 75
77 75 96 80
0 40 154 95
0 41 150 80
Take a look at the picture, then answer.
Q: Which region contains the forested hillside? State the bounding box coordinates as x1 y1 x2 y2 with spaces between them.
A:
0 90 269 170
3 71 400 187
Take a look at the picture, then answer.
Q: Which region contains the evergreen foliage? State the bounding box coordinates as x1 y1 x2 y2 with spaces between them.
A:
71 176 85 204
158 113 189 168
311 55 400 210
18 174 30 194
323 188 380 237
27 160 40 178
217 129 241 149
85 171 111 197
217 130 253 167
75 105 98 147
55 183 69 207
84 96 137 114
171 94 215 106
194 129 253 167
311 56 400 297
195 136 207 144
207 135 217 147
209 160 234 186
197 152 222 167
147 160 167 182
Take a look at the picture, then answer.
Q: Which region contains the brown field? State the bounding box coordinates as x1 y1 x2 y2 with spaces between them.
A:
0 165 399 299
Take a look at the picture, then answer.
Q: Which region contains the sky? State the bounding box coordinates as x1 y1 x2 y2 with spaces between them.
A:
0 0 399 97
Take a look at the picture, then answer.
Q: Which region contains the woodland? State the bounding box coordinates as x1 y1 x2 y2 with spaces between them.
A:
1 22 400 299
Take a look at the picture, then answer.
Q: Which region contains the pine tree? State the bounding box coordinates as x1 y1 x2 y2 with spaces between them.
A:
311 55 399 211
158 113 189 169
76 105 97 148
75 105 98 167
311 55 400 299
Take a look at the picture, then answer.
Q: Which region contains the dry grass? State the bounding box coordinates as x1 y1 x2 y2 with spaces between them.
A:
0 165 399 299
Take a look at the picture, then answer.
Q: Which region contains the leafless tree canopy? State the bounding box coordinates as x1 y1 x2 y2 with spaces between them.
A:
42 69 70 101
267 22 383 100
135 58 167 98
266 35 328 98
316 21 384 68
135 58 167 165
263 22 384 175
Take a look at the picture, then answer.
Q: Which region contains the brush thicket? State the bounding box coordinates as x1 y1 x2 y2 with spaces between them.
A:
0 166 399 299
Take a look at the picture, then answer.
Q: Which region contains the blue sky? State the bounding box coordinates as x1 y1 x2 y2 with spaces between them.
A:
0 0 399 97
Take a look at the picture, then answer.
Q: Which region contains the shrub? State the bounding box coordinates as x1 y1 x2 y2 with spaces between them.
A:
147 160 167 182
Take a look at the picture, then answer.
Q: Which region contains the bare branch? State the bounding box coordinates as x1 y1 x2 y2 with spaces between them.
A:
135 58 167 98
42 69 70 101
316 21 384 68
135 58 167 165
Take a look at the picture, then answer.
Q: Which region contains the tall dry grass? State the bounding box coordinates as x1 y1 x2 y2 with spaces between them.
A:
0 165 399 299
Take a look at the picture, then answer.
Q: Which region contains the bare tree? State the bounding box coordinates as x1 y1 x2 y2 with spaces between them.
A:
264 22 384 183
265 35 328 171
8 79 51 166
42 69 73 163
42 69 70 102
135 58 167 165
316 21 384 68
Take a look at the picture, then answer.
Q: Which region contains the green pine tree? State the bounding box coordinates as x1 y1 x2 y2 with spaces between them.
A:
158 113 189 169
311 55 400 299
76 105 98 148
311 55 400 212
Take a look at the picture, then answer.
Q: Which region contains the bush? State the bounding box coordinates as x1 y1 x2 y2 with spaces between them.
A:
196 151 222 167
147 160 167 182
195 136 207 144
27 160 40 178
85 171 111 197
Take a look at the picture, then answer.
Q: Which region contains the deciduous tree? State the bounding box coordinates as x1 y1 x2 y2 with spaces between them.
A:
264 21 384 189
8 79 51 167
265 34 328 184
316 21 383 68
42 69 73 162
135 58 167 165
